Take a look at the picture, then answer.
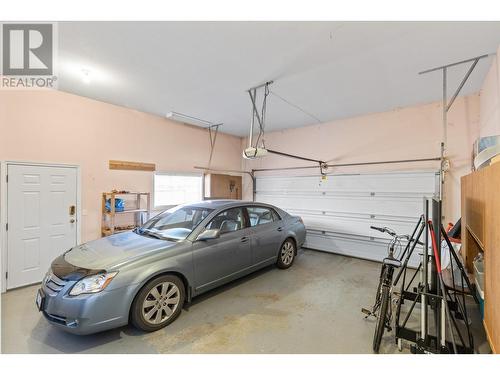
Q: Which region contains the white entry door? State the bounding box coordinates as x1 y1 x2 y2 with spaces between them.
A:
7 164 78 289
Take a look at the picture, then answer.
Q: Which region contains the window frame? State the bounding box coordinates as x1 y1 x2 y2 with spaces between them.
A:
205 207 249 235
153 172 204 210
245 205 281 227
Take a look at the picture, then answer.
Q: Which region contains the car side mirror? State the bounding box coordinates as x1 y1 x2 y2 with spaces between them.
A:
196 228 220 241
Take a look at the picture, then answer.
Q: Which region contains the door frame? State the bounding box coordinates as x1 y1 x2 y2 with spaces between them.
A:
0 161 82 293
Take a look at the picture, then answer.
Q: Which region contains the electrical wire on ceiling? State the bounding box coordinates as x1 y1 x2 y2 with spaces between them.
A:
269 90 323 124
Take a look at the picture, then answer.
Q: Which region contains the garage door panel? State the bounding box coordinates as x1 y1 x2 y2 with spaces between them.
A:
304 231 421 267
256 172 438 194
294 212 415 238
256 193 425 218
256 171 438 264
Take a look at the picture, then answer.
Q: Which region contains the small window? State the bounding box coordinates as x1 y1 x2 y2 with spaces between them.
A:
154 173 203 208
247 206 277 227
207 207 245 234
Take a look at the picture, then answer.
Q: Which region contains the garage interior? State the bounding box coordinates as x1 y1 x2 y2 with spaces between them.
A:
1 21 500 355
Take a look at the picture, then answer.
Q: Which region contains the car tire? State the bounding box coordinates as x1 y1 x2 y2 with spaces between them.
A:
276 238 296 269
130 274 185 332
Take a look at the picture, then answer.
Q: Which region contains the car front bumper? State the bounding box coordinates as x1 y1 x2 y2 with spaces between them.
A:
39 273 136 335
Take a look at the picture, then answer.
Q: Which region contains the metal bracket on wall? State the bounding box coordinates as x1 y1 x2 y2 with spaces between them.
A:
207 123 223 169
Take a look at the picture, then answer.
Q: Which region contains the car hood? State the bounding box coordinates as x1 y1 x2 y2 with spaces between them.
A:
64 231 180 270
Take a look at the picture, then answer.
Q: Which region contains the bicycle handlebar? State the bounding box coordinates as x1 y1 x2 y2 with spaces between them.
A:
370 225 423 245
370 226 396 236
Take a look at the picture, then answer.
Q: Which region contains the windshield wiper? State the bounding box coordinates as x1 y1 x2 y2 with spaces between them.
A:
135 228 183 242
136 228 164 240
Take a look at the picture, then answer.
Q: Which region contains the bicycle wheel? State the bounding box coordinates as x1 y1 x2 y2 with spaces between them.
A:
374 265 386 305
373 284 390 353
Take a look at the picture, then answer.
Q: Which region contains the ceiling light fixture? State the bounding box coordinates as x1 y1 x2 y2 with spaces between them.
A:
166 111 214 127
81 69 91 84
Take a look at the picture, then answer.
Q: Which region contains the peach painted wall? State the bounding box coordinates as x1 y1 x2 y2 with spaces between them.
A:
479 46 500 138
241 94 480 224
0 90 243 242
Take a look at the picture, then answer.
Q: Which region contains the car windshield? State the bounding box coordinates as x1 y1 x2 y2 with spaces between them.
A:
135 205 213 241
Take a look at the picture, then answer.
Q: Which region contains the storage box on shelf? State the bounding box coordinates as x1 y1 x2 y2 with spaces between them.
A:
474 257 485 320
101 192 151 236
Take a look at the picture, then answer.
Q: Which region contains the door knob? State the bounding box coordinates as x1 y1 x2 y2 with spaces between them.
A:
70 219 76 223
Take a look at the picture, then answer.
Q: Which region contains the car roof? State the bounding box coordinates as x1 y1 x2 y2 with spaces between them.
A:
186 200 275 210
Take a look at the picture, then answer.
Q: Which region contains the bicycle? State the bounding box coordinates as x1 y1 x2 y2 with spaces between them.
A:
362 226 408 353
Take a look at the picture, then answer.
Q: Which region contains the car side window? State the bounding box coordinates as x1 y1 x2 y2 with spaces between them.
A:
247 206 278 227
206 207 245 234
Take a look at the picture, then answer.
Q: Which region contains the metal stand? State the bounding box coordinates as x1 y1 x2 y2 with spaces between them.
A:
419 54 491 203
393 198 475 354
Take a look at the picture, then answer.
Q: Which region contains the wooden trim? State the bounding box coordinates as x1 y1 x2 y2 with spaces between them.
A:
109 160 156 171
462 162 500 353
484 320 497 354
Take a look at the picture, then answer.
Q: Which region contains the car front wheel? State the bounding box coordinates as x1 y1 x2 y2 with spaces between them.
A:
130 274 185 332
276 238 296 269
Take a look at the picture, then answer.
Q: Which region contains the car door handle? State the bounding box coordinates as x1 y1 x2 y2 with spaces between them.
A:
240 236 249 243
277 227 283 232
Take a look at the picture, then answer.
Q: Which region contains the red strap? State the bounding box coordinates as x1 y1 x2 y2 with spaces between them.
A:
428 220 442 274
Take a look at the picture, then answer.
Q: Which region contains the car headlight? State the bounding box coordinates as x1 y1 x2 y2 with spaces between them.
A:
69 272 118 296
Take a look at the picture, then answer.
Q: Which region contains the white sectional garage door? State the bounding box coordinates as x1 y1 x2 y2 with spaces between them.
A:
256 171 439 266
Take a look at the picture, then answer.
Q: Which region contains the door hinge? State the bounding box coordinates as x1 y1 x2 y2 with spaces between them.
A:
5 175 8 183
5 223 8 231
5 272 8 280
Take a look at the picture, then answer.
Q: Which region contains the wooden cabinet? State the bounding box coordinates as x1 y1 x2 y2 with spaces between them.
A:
204 173 242 200
461 162 500 353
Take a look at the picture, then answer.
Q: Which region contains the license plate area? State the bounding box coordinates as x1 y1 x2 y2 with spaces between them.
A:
36 288 45 311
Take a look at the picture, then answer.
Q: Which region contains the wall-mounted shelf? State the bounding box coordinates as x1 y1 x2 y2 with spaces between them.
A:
103 208 149 215
466 224 485 253
101 192 151 236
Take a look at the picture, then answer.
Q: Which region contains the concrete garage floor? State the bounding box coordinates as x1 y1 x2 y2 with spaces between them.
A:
1 250 490 354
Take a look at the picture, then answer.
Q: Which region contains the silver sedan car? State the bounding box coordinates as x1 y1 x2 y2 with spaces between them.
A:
36 200 306 334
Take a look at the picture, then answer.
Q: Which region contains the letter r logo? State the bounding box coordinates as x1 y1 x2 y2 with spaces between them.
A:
2 23 53 76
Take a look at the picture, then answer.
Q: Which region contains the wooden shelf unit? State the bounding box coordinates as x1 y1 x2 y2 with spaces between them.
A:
461 161 500 353
101 192 151 236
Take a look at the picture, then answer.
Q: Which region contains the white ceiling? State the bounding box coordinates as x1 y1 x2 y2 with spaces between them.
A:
57 22 500 136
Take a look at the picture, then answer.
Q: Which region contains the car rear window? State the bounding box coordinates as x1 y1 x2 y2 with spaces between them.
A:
247 206 279 227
